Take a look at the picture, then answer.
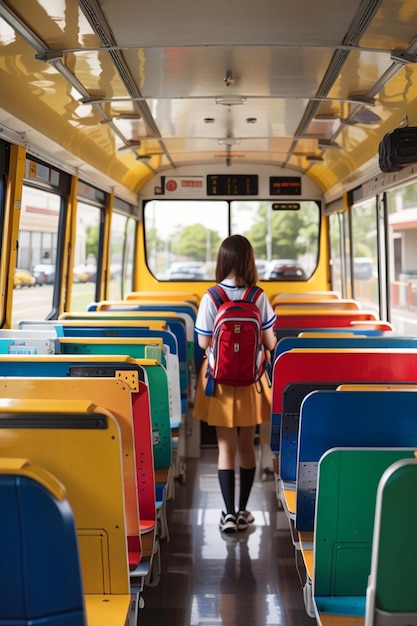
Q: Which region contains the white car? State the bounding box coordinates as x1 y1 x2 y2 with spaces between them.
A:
255 259 269 279
167 262 205 280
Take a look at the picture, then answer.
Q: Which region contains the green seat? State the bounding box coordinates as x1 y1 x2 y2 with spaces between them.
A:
365 458 417 626
313 448 417 619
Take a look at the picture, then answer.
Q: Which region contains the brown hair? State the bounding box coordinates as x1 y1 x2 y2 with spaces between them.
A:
215 235 258 286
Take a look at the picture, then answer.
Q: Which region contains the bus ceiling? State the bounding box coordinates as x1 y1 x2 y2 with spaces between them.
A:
0 0 417 199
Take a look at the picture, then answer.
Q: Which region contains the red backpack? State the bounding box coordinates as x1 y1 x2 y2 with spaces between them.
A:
205 285 266 394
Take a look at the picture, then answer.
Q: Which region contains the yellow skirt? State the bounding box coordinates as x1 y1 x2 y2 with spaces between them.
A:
192 359 272 428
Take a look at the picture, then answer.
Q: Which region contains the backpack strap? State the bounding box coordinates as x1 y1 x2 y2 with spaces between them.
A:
207 285 229 309
242 285 263 304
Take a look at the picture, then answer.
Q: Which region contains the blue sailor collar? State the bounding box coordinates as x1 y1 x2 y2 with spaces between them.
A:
218 279 241 290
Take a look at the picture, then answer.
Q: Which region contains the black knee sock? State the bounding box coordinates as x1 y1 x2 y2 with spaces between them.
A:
239 466 256 512
218 469 235 515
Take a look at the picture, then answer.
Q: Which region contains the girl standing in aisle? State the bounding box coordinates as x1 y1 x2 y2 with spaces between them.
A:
193 235 277 534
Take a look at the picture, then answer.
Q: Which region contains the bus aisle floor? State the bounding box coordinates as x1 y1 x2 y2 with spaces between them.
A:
139 447 314 626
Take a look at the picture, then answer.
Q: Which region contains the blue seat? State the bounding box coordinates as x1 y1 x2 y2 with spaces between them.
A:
296 389 417 531
0 460 85 626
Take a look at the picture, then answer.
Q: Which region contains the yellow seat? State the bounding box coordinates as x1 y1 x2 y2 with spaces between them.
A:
0 398 134 626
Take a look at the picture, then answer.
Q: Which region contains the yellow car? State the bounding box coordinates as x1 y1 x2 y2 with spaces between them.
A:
14 269 37 288
73 266 90 283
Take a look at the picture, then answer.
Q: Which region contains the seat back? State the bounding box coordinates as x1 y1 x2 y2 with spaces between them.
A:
0 375 149 545
297 390 417 531
273 308 378 329
0 399 130 595
366 458 417 626
0 354 171 473
59 311 188 400
0 458 85 626
271 348 417 454
314 448 417 619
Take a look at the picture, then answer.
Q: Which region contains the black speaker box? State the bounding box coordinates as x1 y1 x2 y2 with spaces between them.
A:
379 127 417 173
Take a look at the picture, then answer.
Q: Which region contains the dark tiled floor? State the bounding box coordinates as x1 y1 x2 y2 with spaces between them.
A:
139 447 316 626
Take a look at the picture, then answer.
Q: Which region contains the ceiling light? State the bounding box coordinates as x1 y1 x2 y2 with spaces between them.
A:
306 115 341 138
215 97 247 106
218 137 240 146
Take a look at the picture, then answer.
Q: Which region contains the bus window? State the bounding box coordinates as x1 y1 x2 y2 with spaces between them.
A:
329 212 343 295
69 201 101 311
387 181 417 334
143 200 229 280
108 212 134 300
231 200 320 280
12 186 60 327
143 198 319 281
351 197 378 313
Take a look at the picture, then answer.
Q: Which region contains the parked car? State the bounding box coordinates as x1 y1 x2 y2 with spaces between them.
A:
167 262 205 280
73 265 90 283
14 268 37 288
73 263 96 282
265 259 307 280
255 259 269 279
353 257 374 280
32 263 55 285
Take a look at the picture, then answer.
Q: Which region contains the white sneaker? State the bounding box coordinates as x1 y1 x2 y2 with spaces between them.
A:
236 510 255 530
219 511 237 534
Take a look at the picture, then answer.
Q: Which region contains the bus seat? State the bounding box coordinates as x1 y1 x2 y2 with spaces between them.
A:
125 291 201 307
349 320 394 331
58 326 185 482
0 352 172 544
58 336 181 434
365 458 417 626
276 327 387 341
274 334 417 363
0 458 85 626
271 347 417 457
89 301 200 400
271 291 341 306
59 312 189 408
0 374 157 567
0 354 172 518
312 449 417 623
296 390 417 532
273 298 361 310
0 328 57 355
273 308 378 330
0 399 134 625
